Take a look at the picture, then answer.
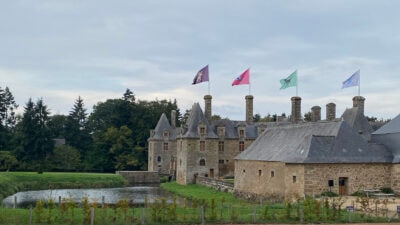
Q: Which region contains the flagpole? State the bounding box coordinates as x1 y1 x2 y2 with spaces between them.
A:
296 69 298 96
358 69 361 96
208 81 210 95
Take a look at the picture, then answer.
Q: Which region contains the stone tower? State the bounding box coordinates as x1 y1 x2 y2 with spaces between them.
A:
291 96 302 123
245 95 254 123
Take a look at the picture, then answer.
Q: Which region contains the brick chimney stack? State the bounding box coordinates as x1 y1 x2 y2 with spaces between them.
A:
352 96 365 115
245 95 254 123
204 95 212 121
291 96 302 123
326 103 336 121
311 106 321 122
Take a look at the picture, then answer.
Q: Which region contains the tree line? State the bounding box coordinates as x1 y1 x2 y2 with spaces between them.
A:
0 87 180 172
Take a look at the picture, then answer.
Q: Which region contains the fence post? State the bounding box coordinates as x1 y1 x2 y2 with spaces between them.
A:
101 196 105 208
90 207 95 225
58 196 61 205
201 205 206 225
141 207 145 225
299 204 304 223
13 196 17 208
253 206 257 223
29 206 33 225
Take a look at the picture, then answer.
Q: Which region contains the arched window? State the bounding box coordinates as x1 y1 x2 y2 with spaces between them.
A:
199 159 206 166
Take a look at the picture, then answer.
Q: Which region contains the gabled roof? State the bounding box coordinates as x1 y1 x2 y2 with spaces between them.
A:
341 107 373 140
182 103 218 138
235 121 393 163
373 114 400 135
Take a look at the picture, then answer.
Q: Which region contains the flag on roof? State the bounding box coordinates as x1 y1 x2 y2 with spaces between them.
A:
342 70 360 89
280 70 297 90
232 68 250 86
192 65 209 85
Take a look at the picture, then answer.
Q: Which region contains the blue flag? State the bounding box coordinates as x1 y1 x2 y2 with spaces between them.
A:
342 70 360 89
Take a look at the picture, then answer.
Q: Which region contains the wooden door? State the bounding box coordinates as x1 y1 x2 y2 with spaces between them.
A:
339 177 347 195
209 169 214 178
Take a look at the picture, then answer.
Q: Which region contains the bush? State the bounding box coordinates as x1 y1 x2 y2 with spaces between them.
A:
380 187 394 194
351 190 367 197
320 191 338 197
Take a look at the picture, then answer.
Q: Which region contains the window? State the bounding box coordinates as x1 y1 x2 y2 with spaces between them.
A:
163 131 169 138
180 159 182 166
163 142 168 151
218 159 224 164
199 159 206 166
293 176 297 183
239 141 245 152
200 141 205 151
239 129 245 138
258 170 262 176
271 171 275 177
157 156 161 162
200 127 206 135
218 141 224 152
218 127 224 136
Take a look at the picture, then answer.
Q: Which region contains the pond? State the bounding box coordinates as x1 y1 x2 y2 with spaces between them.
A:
2 186 177 208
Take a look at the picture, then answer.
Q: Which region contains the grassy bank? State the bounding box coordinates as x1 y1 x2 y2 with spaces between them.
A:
0 172 127 201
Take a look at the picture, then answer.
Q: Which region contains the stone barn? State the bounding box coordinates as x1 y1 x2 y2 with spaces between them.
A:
234 96 400 200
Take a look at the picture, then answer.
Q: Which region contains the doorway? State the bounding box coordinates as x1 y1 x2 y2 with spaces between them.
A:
209 169 214 178
338 177 348 195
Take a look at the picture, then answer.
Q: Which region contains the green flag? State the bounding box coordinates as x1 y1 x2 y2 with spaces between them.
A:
280 70 297 90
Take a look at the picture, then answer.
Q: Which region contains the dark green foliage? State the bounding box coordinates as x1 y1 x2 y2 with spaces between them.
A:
380 187 394 193
0 151 18 171
320 191 338 197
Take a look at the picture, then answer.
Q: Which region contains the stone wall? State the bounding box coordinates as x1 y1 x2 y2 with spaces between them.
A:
196 176 234 193
116 171 160 186
303 163 391 195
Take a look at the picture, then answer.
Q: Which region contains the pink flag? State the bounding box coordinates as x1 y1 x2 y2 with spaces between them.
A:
232 68 250 86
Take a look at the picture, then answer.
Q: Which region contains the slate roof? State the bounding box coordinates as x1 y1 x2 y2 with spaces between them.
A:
181 103 218 138
341 107 373 140
211 120 284 139
373 114 400 135
148 113 178 141
235 121 393 163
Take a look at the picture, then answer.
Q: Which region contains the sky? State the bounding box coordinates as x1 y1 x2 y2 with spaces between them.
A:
1 0 400 121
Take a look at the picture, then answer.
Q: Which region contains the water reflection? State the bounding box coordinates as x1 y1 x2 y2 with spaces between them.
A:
2 186 174 208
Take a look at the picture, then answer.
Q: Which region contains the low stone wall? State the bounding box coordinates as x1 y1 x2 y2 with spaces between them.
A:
116 171 160 186
196 176 234 193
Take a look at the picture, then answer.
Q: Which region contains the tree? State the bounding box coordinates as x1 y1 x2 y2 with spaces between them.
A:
49 145 81 171
0 86 18 150
65 97 91 157
304 111 312 122
0 151 18 171
14 98 53 170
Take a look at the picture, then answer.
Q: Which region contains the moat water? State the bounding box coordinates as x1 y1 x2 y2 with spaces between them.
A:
2 186 175 208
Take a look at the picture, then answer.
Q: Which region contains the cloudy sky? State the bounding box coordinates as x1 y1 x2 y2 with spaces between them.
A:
1 0 399 121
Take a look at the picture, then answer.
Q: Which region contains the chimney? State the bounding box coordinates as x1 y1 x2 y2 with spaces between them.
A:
352 96 365 115
291 96 302 123
311 106 321 122
171 110 176 128
326 103 336 121
245 95 254 123
204 95 212 120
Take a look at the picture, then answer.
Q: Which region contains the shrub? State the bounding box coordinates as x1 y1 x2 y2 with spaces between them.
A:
320 191 338 197
380 187 394 194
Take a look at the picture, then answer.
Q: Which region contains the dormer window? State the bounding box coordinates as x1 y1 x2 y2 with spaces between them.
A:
217 127 225 137
163 142 168 151
239 129 245 138
163 131 169 138
200 126 206 135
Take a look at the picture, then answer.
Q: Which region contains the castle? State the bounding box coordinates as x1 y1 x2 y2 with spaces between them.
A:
148 95 400 198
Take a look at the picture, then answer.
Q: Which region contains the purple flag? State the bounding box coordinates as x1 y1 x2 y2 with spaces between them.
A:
192 65 209 85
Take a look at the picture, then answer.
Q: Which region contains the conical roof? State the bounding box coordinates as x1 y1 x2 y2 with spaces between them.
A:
182 103 217 138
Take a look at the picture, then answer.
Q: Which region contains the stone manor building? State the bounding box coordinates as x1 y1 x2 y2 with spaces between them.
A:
149 94 400 198
148 95 281 184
